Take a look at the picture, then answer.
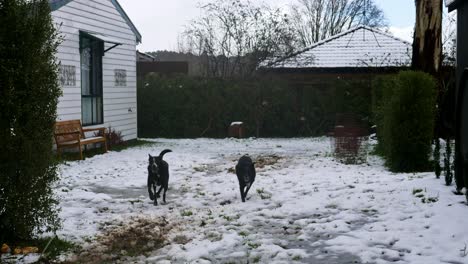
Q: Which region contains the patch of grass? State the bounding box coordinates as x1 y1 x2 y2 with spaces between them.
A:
173 235 191 245
205 232 223 242
252 256 262 263
247 241 261 249
200 220 207 227
412 188 424 195
293 255 302 261
422 196 439 204
256 188 272 200
220 214 233 221
238 231 248 237
181 210 193 217
129 199 143 205
255 155 282 169
325 203 339 209
193 166 207 172
361 208 378 214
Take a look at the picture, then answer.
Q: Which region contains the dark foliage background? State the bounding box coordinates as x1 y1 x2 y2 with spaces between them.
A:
137 74 372 138
0 0 62 240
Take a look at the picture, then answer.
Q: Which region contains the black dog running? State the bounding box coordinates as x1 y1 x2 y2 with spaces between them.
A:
235 155 256 202
147 149 172 206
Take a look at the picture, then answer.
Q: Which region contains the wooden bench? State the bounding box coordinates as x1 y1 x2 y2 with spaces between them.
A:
54 120 107 160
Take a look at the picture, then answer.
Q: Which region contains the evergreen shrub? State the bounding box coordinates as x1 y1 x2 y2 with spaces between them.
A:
380 71 436 172
0 0 62 240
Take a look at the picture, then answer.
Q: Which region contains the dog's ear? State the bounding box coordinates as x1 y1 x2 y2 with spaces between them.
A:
148 154 152 159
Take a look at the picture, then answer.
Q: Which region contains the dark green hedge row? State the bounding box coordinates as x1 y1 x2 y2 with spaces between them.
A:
137 74 373 138
373 71 437 172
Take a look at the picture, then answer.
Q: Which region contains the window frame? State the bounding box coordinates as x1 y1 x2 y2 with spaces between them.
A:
79 32 104 126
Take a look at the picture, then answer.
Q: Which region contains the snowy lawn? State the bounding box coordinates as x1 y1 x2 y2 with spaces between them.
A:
55 138 468 264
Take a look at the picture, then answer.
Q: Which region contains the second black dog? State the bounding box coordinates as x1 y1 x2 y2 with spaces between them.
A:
147 149 172 206
235 155 256 202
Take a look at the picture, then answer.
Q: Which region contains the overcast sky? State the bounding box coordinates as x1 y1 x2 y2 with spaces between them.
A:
118 0 416 52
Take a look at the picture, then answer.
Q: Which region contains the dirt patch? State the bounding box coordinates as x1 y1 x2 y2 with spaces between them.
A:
254 155 282 169
63 216 173 263
228 155 283 173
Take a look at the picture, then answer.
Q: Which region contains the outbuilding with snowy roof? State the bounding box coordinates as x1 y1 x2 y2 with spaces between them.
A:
262 25 412 73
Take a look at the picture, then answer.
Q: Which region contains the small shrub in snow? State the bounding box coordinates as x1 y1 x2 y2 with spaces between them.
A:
94 126 126 150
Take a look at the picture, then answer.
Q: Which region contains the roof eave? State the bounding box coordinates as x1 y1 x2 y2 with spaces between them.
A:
49 0 142 44
111 0 142 43
49 0 73 11
262 66 410 74
447 0 463 12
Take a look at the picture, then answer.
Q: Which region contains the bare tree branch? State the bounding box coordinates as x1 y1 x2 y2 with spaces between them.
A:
180 0 297 78
290 0 387 48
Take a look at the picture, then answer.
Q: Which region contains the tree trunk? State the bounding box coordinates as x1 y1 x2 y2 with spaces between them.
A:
412 0 443 75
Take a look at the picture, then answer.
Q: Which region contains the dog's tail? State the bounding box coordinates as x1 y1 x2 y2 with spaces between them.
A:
158 149 172 159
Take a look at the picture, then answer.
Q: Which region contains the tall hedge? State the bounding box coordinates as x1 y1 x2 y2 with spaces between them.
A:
137 74 373 138
0 0 62 240
371 75 397 154
379 71 436 172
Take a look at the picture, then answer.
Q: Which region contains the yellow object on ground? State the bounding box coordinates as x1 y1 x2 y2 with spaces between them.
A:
1 243 11 254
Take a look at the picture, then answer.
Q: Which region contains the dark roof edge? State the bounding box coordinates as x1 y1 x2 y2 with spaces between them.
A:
49 0 74 11
260 66 409 74
447 0 463 12
49 0 142 43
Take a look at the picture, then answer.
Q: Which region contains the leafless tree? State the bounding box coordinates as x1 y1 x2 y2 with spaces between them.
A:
180 0 297 78
442 10 456 67
290 0 387 48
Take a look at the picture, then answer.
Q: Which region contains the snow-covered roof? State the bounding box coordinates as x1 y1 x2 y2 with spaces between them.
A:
265 26 412 69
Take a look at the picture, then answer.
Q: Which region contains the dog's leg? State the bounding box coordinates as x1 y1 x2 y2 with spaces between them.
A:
239 183 246 202
244 184 252 200
156 185 164 198
163 186 167 203
147 177 155 201
153 183 158 205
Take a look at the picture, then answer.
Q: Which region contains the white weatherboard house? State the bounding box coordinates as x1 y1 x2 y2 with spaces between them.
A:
49 0 141 140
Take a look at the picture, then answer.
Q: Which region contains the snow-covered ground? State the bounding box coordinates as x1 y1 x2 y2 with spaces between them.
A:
55 138 468 264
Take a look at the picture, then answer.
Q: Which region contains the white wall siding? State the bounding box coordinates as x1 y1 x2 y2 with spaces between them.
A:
52 0 138 141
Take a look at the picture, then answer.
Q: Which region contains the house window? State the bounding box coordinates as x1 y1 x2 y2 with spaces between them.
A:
80 34 104 126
